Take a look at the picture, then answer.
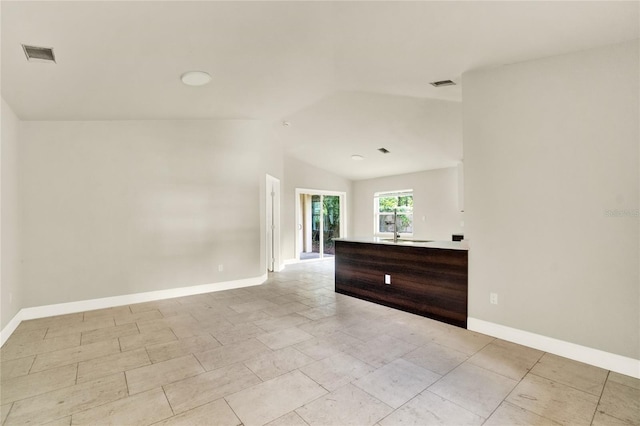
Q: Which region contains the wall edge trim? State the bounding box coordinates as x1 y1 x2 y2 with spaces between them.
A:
0 274 268 347
468 317 640 379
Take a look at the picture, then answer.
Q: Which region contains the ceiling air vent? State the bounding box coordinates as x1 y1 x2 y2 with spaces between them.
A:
430 79 456 87
378 148 390 154
22 44 56 63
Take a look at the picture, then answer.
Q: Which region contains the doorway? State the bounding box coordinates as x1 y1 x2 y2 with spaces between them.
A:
295 189 346 261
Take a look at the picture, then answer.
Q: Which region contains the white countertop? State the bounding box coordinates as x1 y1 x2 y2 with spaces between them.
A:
335 237 469 251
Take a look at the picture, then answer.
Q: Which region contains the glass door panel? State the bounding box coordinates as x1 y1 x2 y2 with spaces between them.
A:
322 195 340 257
311 195 322 257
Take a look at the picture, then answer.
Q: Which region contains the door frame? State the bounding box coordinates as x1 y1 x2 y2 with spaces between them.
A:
266 174 282 272
294 188 347 262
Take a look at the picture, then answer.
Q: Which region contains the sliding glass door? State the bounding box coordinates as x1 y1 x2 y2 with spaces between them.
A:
297 190 345 261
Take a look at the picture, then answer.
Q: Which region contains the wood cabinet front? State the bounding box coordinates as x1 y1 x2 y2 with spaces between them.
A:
335 241 468 328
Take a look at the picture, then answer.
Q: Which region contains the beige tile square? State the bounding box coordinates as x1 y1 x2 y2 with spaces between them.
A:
483 401 562 426
136 314 197 334
129 299 181 314
71 388 172 425
254 314 311 333
429 362 518 418
300 353 374 391
125 354 204 394
530 353 608 395
506 373 599 425
146 334 221 363
265 412 309 426
80 323 139 345
257 328 314 350
353 358 440 409
297 316 355 338
296 383 392 426
1 355 35 381
379 390 484 426
294 332 362 361
597 378 640 425
45 317 116 339
402 341 468 375
119 327 177 351
6 373 127 425
212 322 265 345
164 363 261 414
297 305 337 321
82 305 132 320
608 371 640 390
154 399 241 426
16 313 83 333
592 411 632 426
31 339 120 373
0 363 77 405
1 333 81 361
244 346 315 381
342 322 387 341
429 326 494 356
2 328 47 346
344 334 417 368
261 302 309 318
1 403 12 424
195 338 271 371
113 309 163 325
226 370 327 426
43 416 72 426
467 339 543 381
77 348 151 383
229 299 279 313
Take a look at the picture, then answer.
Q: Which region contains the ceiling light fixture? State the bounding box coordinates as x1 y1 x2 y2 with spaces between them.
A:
282 121 291 127
351 154 364 161
180 71 211 86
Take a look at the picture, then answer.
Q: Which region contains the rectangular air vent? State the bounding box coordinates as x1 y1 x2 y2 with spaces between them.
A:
22 44 56 63
378 148 390 154
430 79 456 87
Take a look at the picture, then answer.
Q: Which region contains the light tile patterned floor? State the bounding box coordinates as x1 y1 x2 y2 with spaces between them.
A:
1 260 638 426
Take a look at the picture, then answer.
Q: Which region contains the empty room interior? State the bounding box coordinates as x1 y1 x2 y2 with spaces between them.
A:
0 1 638 425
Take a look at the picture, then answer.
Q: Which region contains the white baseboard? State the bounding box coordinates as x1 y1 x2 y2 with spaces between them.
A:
1 274 267 347
468 317 640 379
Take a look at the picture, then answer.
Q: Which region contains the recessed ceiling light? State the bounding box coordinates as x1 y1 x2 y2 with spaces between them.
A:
351 154 364 161
180 71 211 86
282 121 291 127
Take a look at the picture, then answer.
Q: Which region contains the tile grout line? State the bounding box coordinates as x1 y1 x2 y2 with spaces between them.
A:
589 370 610 425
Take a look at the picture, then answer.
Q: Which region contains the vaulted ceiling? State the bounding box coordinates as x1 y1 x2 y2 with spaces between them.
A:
2 1 638 179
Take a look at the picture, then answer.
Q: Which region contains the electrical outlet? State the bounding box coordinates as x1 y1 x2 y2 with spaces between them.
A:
490 293 498 305
218 264 224 272
384 274 391 285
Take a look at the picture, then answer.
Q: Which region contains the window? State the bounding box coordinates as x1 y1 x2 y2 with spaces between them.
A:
374 190 414 235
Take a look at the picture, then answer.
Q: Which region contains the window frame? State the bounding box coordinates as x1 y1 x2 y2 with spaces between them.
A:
373 189 414 237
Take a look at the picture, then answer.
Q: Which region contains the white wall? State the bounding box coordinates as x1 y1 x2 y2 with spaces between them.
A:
19 120 282 308
463 40 639 359
282 156 353 261
1 98 22 330
353 167 463 241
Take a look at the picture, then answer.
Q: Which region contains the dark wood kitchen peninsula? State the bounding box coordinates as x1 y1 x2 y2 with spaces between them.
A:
334 238 468 328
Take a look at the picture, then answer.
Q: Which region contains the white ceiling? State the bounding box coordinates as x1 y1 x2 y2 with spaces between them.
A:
2 1 638 180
